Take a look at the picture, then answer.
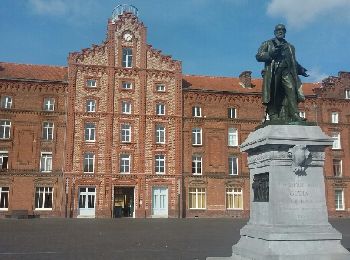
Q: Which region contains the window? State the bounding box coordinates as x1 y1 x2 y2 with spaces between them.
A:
228 128 238 147
83 152 95 173
87 79 97 88
155 124 165 144
35 187 53 210
333 159 342 177
122 48 133 68
121 101 132 114
156 84 165 92
122 81 132 90
189 188 206 209
79 187 96 210
86 99 96 112
331 132 341 149
40 152 52 172
335 189 344 210
192 128 202 146
0 120 11 139
228 156 238 175
299 111 306 119
121 123 131 143
0 152 8 170
228 108 237 119
192 155 202 175
0 187 9 210
226 187 243 209
43 98 55 111
155 154 165 174
84 123 95 142
120 154 130 173
156 103 165 115
345 89 350 99
42 122 54 141
1 96 12 109
265 113 270 121
192 106 202 117
331 112 339 124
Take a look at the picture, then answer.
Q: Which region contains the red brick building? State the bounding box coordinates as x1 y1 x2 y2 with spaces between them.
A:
0 6 349 218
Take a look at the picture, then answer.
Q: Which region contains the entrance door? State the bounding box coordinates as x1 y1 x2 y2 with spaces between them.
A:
113 187 134 218
152 187 168 217
78 187 96 218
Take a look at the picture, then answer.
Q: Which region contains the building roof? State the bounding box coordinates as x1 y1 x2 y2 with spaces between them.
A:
183 74 320 96
0 62 68 82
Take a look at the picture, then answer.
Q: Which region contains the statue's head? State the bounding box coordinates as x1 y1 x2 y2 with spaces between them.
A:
274 24 286 40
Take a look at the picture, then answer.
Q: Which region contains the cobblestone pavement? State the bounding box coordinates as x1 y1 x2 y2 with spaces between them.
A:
0 218 349 260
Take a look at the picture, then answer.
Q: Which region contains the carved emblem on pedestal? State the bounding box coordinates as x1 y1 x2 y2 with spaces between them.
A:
288 145 311 175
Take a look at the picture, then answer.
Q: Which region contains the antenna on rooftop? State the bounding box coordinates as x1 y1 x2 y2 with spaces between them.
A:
111 4 138 22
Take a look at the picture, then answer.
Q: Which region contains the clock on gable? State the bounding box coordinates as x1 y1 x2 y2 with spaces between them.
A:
123 32 133 42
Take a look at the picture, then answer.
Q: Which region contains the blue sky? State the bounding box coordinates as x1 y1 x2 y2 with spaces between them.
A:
1 0 349 82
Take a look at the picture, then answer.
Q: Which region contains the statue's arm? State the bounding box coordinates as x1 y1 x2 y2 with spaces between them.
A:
296 62 309 77
256 41 272 63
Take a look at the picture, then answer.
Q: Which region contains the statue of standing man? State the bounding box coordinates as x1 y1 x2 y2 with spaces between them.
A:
256 24 309 123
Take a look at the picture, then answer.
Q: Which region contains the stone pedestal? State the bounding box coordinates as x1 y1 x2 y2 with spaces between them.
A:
209 125 350 260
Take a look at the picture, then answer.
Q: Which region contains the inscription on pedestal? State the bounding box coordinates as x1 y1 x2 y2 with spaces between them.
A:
252 172 269 202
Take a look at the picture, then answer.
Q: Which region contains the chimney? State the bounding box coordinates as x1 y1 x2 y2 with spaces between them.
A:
239 71 252 88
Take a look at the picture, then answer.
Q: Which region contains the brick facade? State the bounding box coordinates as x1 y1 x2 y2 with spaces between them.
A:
0 9 349 218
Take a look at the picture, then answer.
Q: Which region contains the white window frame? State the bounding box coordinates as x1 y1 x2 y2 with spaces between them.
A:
299 111 306 119
121 123 131 143
42 122 54 141
122 48 133 68
335 189 345 211
345 89 350 99
192 106 202 117
84 123 96 142
333 159 342 177
331 112 339 124
0 151 8 170
86 99 96 112
43 97 55 111
228 156 238 175
156 103 165 116
83 152 95 173
120 154 131 174
0 187 9 210
155 124 165 144
192 128 202 146
228 107 237 119
192 155 202 175
0 120 11 139
189 188 206 209
226 187 243 210
121 101 132 114
35 187 53 210
40 152 52 173
87 79 97 88
156 84 165 92
1 96 12 109
122 81 132 90
228 128 238 147
331 132 341 149
155 154 165 174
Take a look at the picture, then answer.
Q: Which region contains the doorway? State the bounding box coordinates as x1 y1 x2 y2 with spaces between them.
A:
113 187 134 218
152 187 168 217
78 187 96 218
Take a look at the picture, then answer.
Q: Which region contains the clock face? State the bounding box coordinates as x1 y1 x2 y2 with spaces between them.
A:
123 33 133 42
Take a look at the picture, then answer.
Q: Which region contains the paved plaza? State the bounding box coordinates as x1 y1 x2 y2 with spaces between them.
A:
0 218 350 260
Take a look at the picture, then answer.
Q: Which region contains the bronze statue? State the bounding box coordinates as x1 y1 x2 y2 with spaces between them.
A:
256 24 309 123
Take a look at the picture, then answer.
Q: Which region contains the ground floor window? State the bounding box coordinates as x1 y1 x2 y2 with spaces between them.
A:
226 187 243 209
0 187 9 210
335 189 344 210
189 187 206 209
79 187 96 209
35 187 53 210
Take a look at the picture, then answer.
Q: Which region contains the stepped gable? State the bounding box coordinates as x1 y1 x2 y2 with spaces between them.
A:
0 62 68 82
183 74 320 96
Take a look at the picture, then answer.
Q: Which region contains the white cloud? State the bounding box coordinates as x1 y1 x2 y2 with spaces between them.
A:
267 0 350 29
307 67 328 83
28 0 68 16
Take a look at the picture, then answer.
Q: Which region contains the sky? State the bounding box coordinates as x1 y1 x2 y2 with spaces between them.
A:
0 0 349 83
